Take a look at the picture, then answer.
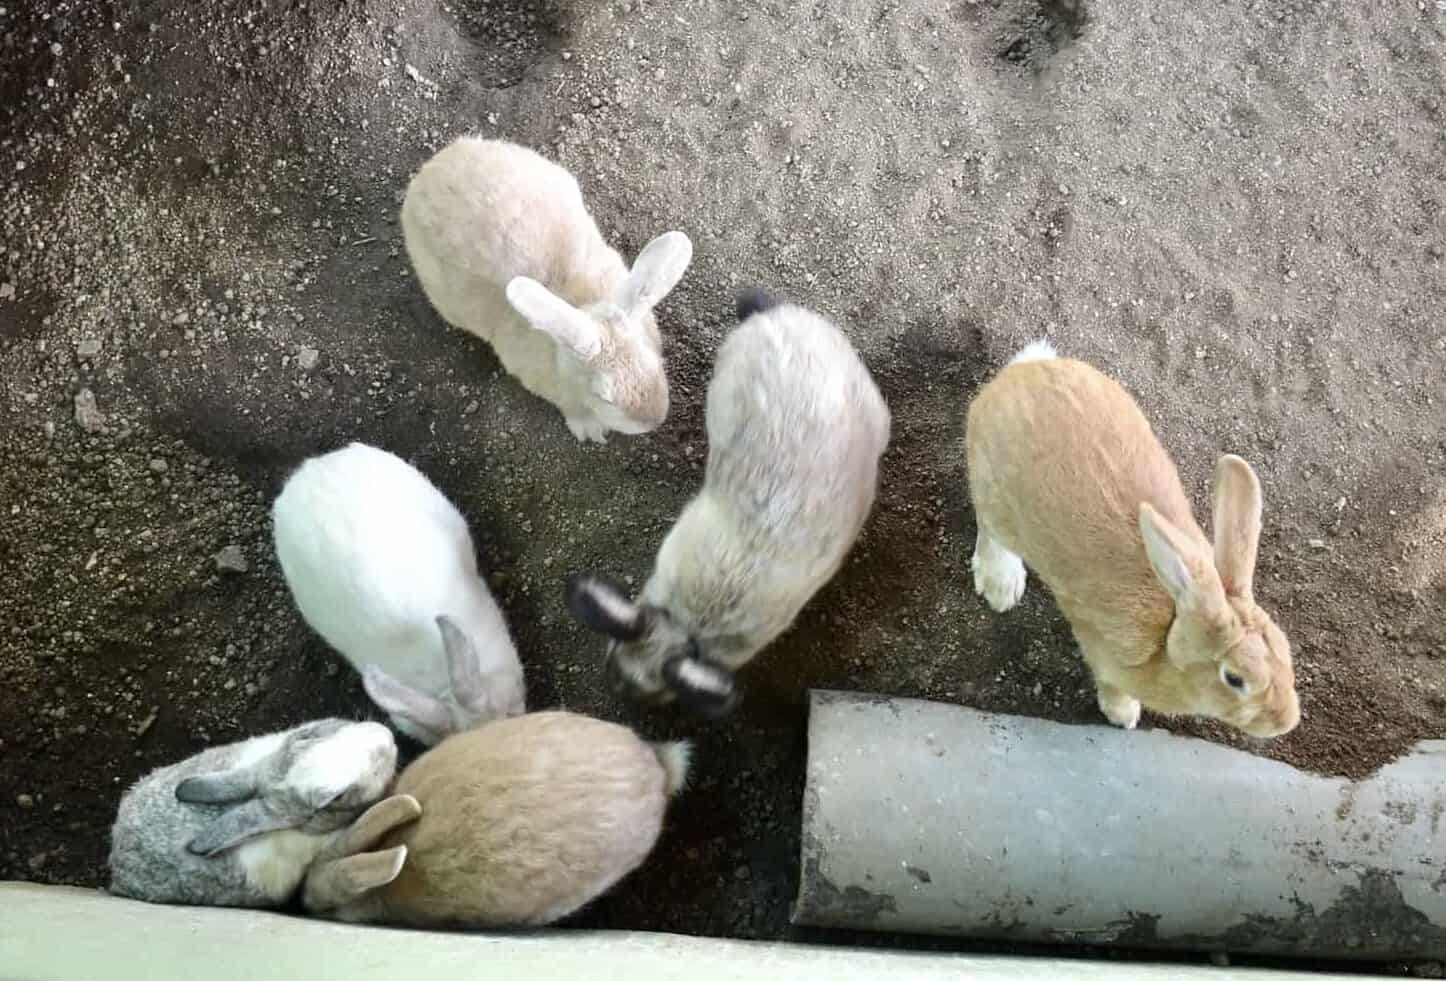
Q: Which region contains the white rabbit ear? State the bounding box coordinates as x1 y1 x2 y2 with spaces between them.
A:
362 666 451 746
616 231 692 316
1212 455 1263 600
186 800 299 857
505 277 603 361
1139 503 1221 610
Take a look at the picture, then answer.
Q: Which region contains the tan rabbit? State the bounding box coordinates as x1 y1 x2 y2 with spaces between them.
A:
302 711 690 927
401 137 693 443
965 340 1299 738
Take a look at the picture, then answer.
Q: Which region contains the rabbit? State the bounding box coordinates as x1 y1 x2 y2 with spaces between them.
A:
964 339 1300 738
563 289 890 718
400 136 694 443
301 710 691 928
107 718 397 907
272 441 525 745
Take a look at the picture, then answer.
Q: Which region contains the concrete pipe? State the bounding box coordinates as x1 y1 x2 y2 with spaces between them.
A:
793 690 1446 961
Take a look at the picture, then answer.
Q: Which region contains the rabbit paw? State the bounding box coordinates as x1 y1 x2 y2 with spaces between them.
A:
1097 686 1142 730
971 546 1026 613
565 414 609 444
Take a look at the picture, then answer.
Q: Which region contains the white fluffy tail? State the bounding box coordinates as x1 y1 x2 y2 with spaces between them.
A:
1008 338 1057 366
652 741 692 797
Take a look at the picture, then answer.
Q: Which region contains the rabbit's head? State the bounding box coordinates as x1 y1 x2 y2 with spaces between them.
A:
1140 455 1300 738
362 615 523 746
564 574 738 720
176 720 397 857
504 231 692 437
303 794 421 914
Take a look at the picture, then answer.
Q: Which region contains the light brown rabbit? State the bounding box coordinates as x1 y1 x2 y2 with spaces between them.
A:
302 711 690 928
965 340 1299 738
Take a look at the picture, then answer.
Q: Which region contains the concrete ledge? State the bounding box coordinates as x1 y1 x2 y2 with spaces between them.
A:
0 883 1359 980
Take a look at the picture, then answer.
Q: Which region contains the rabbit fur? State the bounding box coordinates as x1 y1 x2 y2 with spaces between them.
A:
965 340 1300 738
565 290 890 717
273 442 525 745
107 719 397 907
302 711 689 928
401 137 693 443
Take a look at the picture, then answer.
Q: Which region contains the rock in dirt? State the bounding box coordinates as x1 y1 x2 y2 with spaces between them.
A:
76 338 102 359
73 389 106 432
296 346 320 371
212 545 249 574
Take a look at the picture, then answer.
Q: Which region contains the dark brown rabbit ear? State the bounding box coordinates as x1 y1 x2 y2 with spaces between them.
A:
662 652 739 720
1212 455 1263 600
565 574 647 641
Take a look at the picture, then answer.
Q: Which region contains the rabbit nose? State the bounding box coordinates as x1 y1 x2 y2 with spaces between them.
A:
604 656 671 705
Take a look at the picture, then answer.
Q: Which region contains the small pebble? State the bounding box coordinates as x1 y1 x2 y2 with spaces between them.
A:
213 545 249 574
149 458 169 473
73 388 106 433
16 793 34 810
296 347 320 371
77 338 102 358
0 282 14 299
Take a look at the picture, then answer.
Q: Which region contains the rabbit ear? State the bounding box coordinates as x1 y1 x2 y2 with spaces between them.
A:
362 666 451 745
314 794 421 870
504 277 603 361
435 615 484 708
185 800 298 857
1212 455 1263 600
616 231 693 316
175 766 259 805
565 574 646 641
1139 503 1220 609
304 846 409 912
662 653 739 720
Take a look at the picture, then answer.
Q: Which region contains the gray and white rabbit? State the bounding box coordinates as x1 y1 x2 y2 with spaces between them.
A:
272 442 526 745
107 719 397 907
565 290 890 717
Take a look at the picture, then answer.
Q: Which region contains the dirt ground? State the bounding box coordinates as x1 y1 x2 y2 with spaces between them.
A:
1 0 1443 970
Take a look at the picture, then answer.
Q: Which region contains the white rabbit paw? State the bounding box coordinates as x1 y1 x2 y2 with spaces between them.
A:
971 547 1026 613
564 414 609 443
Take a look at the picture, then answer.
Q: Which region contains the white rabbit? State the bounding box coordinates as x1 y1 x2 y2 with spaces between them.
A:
272 442 525 744
107 719 397 907
564 290 890 717
401 136 694 443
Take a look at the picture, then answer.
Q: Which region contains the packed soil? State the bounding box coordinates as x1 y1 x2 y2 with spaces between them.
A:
1 0 1443 972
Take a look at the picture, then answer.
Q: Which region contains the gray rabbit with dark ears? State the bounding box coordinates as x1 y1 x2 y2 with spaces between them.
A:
107 718 397 907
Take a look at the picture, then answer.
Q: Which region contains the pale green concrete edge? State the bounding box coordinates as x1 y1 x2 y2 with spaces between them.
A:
0 883 1359 981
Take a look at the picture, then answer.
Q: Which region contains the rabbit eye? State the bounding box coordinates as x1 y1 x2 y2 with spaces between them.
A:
1223 670 1246 691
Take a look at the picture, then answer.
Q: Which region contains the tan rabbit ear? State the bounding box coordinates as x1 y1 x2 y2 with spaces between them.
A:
328 794 422 861
1139 503 1220 609
304 845 408 912
1212 455 1263 599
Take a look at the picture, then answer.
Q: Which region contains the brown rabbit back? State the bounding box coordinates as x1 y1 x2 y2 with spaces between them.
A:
967 356 1200 652
374 711 671 927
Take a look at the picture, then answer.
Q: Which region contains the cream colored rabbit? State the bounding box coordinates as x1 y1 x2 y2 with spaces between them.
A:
965 340 1299 738
302 711 689 928
401 137 693 442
